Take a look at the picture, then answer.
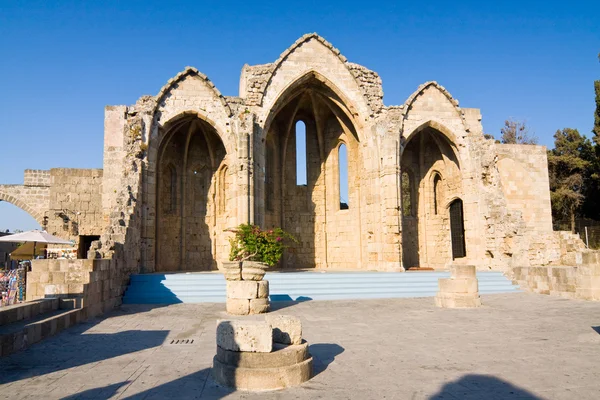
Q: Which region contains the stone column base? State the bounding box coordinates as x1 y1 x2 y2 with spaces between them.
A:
435 292 482 308
435 268 481 308
213 342 313 390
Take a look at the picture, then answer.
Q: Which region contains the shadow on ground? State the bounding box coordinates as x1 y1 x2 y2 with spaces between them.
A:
309 343 344 376
61 381 131 400
64 342 345 399
0 328 169 385
430 374 543 399
63 368 233 399
269 297 312 311
592 326 600 335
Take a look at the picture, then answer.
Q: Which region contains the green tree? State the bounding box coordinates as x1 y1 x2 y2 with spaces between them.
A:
500 119 538 144
548 128 592 232
582 54 600 219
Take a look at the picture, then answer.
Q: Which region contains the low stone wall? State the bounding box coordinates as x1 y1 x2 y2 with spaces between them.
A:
26 258 128 318
512 256 600 301
512 266 578 299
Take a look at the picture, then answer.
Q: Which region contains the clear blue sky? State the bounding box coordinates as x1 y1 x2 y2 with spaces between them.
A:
0 0 598 231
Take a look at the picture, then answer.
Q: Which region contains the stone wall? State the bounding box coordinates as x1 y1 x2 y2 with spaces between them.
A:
496 144 553 235
44 168 104 245
26 258 127 317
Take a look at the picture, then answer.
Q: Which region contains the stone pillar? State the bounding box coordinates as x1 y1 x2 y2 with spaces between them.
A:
101 106 127 226
435 265 481 308
225 280 269 315
232 113 255 226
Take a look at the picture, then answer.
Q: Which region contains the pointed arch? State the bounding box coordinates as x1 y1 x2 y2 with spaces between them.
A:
262 70 364 141
259 34 374 128
401 81 469 134
153 66 232 118
401 119 462 167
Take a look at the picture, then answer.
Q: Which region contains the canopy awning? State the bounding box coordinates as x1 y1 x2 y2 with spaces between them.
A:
0 230 73 245
10 242 47 260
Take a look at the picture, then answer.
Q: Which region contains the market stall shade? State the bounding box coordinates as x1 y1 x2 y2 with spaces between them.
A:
10 242 47 260
0 230 73 260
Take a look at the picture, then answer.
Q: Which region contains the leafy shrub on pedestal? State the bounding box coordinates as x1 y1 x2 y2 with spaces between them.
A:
228 224 296 267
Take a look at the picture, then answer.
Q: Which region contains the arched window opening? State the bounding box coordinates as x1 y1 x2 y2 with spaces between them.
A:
433 174 442 215
401 171 414 217
338 143 349 209
219 165 228 214
169 165 177 213
449 199 466 259
265 139 275 211
296 120 307 186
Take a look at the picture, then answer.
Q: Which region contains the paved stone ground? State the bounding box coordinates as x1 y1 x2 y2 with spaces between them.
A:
0 293 599 399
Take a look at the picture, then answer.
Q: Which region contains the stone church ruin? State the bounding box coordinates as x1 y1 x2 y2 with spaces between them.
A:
3 33 594 309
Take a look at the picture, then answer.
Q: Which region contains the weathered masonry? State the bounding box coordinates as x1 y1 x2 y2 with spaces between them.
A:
1 33 562 277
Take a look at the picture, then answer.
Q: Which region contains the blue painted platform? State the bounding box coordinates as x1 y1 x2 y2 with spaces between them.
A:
122 270 520 304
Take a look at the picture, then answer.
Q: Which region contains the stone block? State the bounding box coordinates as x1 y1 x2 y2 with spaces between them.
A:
265 315 302 345
451 265 476 279
216 320 272 353
44 284 69 297
226 298 250 315
257 280 269 299
226 281 258 300
435 293 482 308
578 265 600 276
577 288 600 301
438 278 478 294
249 298 269 314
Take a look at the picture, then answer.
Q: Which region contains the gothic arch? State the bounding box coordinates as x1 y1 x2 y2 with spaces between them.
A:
401 119 461 167
262 70 364 142
401 81 470 134
259 34 374 127
153 66 232 118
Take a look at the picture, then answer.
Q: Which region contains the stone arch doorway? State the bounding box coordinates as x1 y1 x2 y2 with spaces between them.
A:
400 124 462 269
262 75 361 269
155 116 227 272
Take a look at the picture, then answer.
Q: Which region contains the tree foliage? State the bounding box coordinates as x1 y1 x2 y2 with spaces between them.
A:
547 129 593 231
546 55 600 230
500 119 538 145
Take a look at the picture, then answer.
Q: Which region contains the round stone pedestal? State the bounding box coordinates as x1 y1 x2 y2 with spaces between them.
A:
212 342 313 391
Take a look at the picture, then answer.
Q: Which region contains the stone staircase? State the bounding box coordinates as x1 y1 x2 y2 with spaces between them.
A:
0 297 85 357
122 271 520 304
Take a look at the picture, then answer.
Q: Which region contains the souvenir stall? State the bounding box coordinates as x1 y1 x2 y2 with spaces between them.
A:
0 230 74 307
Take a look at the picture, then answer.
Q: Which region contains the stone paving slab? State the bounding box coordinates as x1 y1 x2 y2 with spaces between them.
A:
0 293 599 399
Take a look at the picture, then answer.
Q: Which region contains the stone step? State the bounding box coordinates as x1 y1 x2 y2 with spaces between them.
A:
0 307 85 357
122 271 520 304
0 298 59 327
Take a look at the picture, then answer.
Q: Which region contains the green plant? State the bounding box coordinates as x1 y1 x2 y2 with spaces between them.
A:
228 224 296 267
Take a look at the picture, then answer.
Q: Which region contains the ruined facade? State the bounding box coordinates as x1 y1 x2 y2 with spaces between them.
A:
1 33 559 276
